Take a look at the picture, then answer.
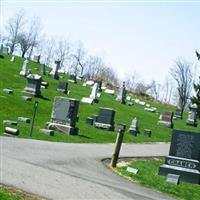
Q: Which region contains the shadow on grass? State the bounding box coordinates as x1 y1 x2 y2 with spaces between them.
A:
78 134 92 139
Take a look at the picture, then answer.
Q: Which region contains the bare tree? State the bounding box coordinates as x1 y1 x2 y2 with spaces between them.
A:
5 9 25 54
170 59 193 111
54 39 71 69
41 37 55 66
148 80 161 100
28 16 42 59
134 81 151 95
71 41 87 76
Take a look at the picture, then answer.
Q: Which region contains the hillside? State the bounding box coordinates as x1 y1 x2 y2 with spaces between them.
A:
0 55 199 143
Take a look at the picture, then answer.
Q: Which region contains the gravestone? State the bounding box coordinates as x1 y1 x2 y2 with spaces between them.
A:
89 82 98 102
3 47 9 54
186 104 198 127
41 81 48 89
85 117 94 125
128 118 139 136
0 44 4 58
23 74 42 97
40 64 46 75
158 112 174 128
144 129 151 137
104 89 115 95
85 80 94 86
33 55 40 63
69 74 77 83
57 81 68 94
94 107 115 131
96 80 102 91
19 59 29 77
159 129 200 184
49 60 60 80
174 108 183 120
116 81 127 104
46 96 79 135
10 56 15 62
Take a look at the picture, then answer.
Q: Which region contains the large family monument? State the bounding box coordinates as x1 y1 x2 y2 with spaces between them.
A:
159 129 200 184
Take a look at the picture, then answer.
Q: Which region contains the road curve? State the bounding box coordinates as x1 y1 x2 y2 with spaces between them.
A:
0 137 176 200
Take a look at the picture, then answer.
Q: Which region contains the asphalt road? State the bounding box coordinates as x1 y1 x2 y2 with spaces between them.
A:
0 137 176 200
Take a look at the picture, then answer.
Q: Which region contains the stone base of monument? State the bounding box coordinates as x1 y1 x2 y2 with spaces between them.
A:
158 120 173 128
94 122 114 131
46 122 78 135
22 89 41 97
186 120 197 127
159 164 200 184
129 129 138 136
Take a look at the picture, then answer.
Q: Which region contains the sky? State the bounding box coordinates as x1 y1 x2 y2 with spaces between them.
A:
1 0 200 84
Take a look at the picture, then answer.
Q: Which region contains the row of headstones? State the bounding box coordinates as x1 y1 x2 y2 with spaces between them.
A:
158 104 198 129
3 117 30 136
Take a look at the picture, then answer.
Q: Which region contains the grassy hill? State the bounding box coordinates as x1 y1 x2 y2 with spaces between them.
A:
0 54 200 143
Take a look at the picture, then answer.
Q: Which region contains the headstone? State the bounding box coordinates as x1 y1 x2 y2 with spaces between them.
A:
159 129 200 184
116 124 126 131
3 120 17 126
104 89 115 95
33 55 40 63
40 129 54 136
10 56 15 62
3 47 8 54
85 80 94 86
146 104 150 108
49 60 60 80
89 82 98 102
23 74 42 97
126 167 139 174
68 74 77 83
174 108 183 120
158 112 174 128
40 64 46 75
17 117 31 123
96 80 102 91
0 44 4 58
144 107 156 113
128 102 134 106
81 97 93 104
21 96 32 101
57 81 68 94
19 59 29 77
46 96 79 135
186 104 198 127
3 88 13 94
101 86 107 90
85 117 94 125
134 99 140 104
128 117 139 136
41 81 48 89
144 129 151 137
116 81 127 104
126 96 131 101
166 174 180 185
94 108 115 131
139 101 145 105
4 127 19 136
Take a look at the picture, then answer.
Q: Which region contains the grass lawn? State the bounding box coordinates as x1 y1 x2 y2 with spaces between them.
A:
116 159 200 200
1 55 200 143
0 187 23 200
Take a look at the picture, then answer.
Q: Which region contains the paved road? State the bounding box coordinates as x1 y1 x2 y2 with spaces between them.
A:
0 137 176 200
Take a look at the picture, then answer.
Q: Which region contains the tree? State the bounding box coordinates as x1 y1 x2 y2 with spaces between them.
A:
191 78 200 117
71 41 87 76
170 59 193 111
5 10 25 54
54 39 71 69
148 80 161 100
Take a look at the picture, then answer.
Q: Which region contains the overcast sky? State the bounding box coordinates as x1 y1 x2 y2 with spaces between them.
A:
1 0 200 83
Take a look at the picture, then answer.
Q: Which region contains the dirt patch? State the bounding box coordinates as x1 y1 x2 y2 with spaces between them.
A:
0 184 47 200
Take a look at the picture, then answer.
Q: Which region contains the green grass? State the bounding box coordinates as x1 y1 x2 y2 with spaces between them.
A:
1 54 200 143
0 187 23 200
116 159 200 200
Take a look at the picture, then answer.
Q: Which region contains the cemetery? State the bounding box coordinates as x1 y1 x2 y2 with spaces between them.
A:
1 55 200 200
0 54 200 144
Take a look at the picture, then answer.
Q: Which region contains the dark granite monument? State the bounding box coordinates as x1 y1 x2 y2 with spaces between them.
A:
69 74 77 83
57 81 68 94
23 74 42 97
159 129 200 184
94 107 115 131
46 96 79 135
158 112 174 128
174 108 183 120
